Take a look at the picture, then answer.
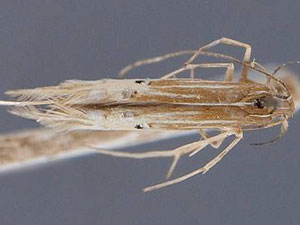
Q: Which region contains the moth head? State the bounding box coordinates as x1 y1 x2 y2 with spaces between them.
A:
252 93 294 118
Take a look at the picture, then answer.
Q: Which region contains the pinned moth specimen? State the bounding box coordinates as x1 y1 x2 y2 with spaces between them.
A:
0 38 298 192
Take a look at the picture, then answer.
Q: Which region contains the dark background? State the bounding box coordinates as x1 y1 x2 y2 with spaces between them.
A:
0 1 300 225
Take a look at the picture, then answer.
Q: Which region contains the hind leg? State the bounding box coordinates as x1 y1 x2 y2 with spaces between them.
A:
90 130 235 181
143 128 242 192
185 37 251 81
197 129 226 150
161 62 234 81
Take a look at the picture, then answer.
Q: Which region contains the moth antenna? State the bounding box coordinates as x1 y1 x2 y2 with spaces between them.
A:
250 118 288 146
272 61 300 76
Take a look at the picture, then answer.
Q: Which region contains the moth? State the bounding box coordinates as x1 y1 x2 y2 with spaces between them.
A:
0 38 298 192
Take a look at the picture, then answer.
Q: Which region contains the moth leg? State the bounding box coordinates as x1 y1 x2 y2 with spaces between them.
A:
184 37 251 81
118 50 195 77
201 129 243 174
143 128 242 192
161 62 234 81
89 146 178 159
196 129 226 150
90 130 234 158
90 130 235 179
165 129 234 179
165 141 206 179
90 138 211 168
